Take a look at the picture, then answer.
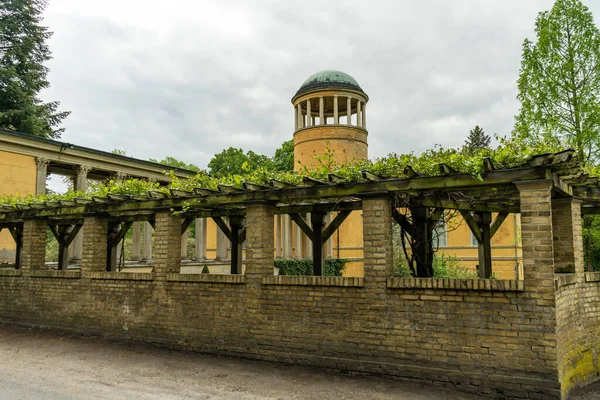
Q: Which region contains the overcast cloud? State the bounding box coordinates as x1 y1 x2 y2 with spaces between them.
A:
40 0 600 169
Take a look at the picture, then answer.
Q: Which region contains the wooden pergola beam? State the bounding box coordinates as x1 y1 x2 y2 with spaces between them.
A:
459 211 482 243
107 221 133 272
289 214 314 242
490 213 509 238
411 199 519 213
322 210 351 243
392 209 414 236
0 167 551 222
48 223 83 270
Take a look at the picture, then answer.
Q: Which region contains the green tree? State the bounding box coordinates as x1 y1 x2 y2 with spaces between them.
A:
464 125 491 154
148 156 202 173
272 139 294 172
514 0 600 165
0 0 69 138
208 147 273 177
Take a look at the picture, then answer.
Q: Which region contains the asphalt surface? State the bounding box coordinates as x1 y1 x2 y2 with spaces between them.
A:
0 326 597 400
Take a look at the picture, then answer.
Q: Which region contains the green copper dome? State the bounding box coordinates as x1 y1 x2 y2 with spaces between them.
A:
294 70 365 98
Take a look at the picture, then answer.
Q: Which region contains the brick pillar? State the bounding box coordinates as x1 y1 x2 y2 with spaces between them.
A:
153 211 181 278
81 216 108 274
245 202 275 282
516 180 556 293
21 220 46 270
551 198 584 274
362 196 394 290
516 180 559 391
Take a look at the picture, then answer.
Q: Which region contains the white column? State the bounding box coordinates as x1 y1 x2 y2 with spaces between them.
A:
362 103 367 129
142 221 153 262
319 97 324 125
304 213 312 258
112 171 126 183
297 103 305 129
216 217 229 261
131 222 141 261
306 99 312 127
333 96 339 124
194 218 207 260
297 103 303 129
294 105 298 131
347 97 352 126
35 157 49 195
295 221 303 258
71 165 92 263
283 215 292 258
325 213 333 258
275 215 282 258
181 229 188 259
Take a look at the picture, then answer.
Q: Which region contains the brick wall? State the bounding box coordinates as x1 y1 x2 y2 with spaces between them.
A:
2 193 599 399
556 274 600 398
21 220 46 270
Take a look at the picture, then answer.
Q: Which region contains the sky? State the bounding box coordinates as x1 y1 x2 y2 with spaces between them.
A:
40 0 600 171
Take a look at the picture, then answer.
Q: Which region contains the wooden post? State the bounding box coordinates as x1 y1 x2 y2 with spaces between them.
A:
107 223 120 272
311 212 325 276
48 224 82 270
475 212 492 278
57 225 71 270
230 215 245 274
105 222 132 272
7 226 23 270
412 207 432 277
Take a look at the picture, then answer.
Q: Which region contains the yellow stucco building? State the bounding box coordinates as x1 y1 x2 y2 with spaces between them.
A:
0 151 37 262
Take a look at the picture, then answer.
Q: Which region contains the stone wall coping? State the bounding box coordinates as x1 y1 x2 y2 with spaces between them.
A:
554 274 577 290
166 273 246 284
262 276 364 287
387 277 524 291
585 271 600 283
86 272 153 281
23 270 81 279
0 269 21 276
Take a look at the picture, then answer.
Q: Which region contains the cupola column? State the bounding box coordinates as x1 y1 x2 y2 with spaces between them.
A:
333 96 339 124
294 106 298 131
297 103 303 130
319 97 324 125
363 103 367 129
357 100 362 128
306 99 312 127
346 97 352 126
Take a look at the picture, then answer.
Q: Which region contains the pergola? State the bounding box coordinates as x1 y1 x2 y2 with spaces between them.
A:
0 149 598 276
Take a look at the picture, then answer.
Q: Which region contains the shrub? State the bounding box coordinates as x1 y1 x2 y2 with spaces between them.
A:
393 254 478 279
433 254 478 279
275 258 347 276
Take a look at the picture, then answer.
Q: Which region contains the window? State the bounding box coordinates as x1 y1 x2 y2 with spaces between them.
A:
433 220 448 248
471 231 479 247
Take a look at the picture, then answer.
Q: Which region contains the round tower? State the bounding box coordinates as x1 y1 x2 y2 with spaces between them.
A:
292 70 369 171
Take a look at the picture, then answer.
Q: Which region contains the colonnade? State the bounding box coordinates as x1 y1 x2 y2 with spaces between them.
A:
274 214 333 258
294 95 366 131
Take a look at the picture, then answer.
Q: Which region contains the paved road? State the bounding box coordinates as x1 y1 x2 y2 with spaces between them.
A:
0 326 597 400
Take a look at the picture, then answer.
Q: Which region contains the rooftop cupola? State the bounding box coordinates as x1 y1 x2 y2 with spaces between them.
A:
291 70 369 171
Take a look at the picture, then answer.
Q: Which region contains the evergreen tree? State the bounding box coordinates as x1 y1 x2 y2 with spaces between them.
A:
0 0 69 138
464 125 491 154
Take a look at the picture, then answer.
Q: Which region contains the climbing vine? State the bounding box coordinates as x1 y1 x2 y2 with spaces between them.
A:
0 135 571 207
